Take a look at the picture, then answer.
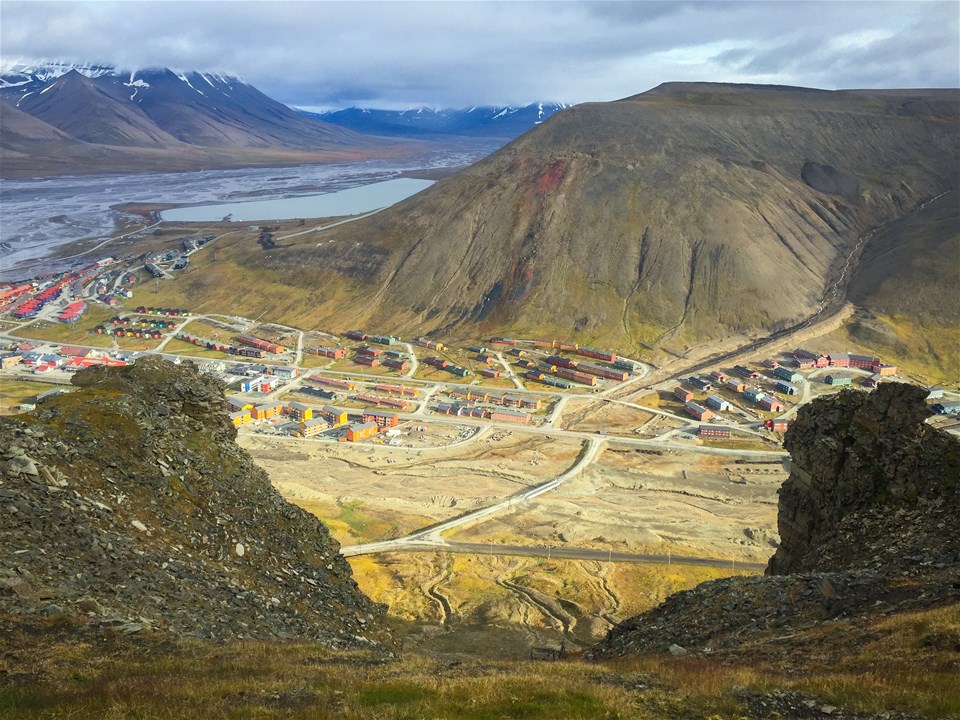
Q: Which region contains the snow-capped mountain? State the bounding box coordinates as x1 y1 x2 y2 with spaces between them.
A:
302 102 573 139
0 60 119 87
0 61 362 151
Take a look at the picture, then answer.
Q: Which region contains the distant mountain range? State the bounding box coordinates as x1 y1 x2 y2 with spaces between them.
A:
301 103 571 139
0 61 571 177
0 61 402 177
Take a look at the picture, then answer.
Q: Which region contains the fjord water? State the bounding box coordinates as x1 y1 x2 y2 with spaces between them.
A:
0 145 490 281
159 178 433 223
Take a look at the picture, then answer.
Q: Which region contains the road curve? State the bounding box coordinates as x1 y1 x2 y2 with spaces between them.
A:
342 437 603 555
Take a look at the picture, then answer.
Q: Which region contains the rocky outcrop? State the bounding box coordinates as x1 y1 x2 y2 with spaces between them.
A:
590 383 960 661
0 357 391 649
768 382 960 574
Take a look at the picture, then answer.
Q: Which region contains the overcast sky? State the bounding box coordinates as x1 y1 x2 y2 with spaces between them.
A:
2 1 957 109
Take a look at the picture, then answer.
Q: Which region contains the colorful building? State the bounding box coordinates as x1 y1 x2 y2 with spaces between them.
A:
684 402 713 421
825 374 853 386
362 411 399 428
705 395 730 412
299 418 330 437
345 421 380 442
773 367 803 383
230 410 252 427
321 406 349 426
287 402 313 421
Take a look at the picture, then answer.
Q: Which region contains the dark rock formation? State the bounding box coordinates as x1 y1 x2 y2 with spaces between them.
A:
0 357 392 650
590 383 960 661
769 382 960 574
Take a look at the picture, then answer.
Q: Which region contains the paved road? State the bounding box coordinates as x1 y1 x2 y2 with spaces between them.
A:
342 436 604 555
345 539 766 572
276 208 387 242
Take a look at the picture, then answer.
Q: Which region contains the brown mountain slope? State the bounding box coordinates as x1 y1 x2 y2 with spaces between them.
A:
847 190 959 324
258 83 958 352
0 66 412 178
17 70 183 147
839 189 960 380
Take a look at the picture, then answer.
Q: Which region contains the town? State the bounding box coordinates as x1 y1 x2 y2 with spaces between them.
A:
2 234 958 449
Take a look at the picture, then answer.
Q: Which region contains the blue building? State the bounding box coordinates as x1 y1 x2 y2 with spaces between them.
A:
773 366 803 383
776 381 799 396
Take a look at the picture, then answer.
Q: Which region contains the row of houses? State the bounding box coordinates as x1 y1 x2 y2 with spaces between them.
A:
435 402 531 423
134 306 190 317
490 337 579 352
541 354 627 382
676 383 784 414
95 325 165 340
236 335 285 355
228 396 400 441
346 330 399 346
177 333 230 352
2 344 127 374
416 337 445 351
57 301 87 323
423 356 470 377
305 345 345 359
308 376 354 391
448 388 542 410
355 393 410 410
375 384 418 397
109 315 178 329
791 349 897 375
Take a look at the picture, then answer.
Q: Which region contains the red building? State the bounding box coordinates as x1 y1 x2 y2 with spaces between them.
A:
684 402 713 421
362 411 399 428
674 387 694 402
489 409 530 423
577 346 617 362
759 397 784 412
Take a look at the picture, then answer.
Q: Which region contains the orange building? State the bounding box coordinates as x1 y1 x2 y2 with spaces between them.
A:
345 421 379 442
251 403 283 420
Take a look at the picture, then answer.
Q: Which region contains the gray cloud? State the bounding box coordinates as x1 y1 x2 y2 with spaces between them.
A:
1 1 956 109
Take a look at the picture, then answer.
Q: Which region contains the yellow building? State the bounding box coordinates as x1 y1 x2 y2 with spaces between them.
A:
287 402 313 421
321 405 348 426
298 417 329 437
251 403 283 420
230 410 251 427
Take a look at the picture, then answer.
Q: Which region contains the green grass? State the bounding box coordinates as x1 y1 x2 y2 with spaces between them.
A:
164 337 230 359
0 379 66 415
2 601 958 719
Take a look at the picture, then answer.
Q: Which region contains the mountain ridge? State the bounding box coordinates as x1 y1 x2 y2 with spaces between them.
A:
0 61 413 178
246 83 959 354
302 102 572 139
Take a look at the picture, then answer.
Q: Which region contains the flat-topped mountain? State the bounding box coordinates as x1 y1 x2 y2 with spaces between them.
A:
256 83 958 354
0 358 391 649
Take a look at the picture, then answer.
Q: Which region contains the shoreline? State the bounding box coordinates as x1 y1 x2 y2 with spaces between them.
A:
1 160 473 283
